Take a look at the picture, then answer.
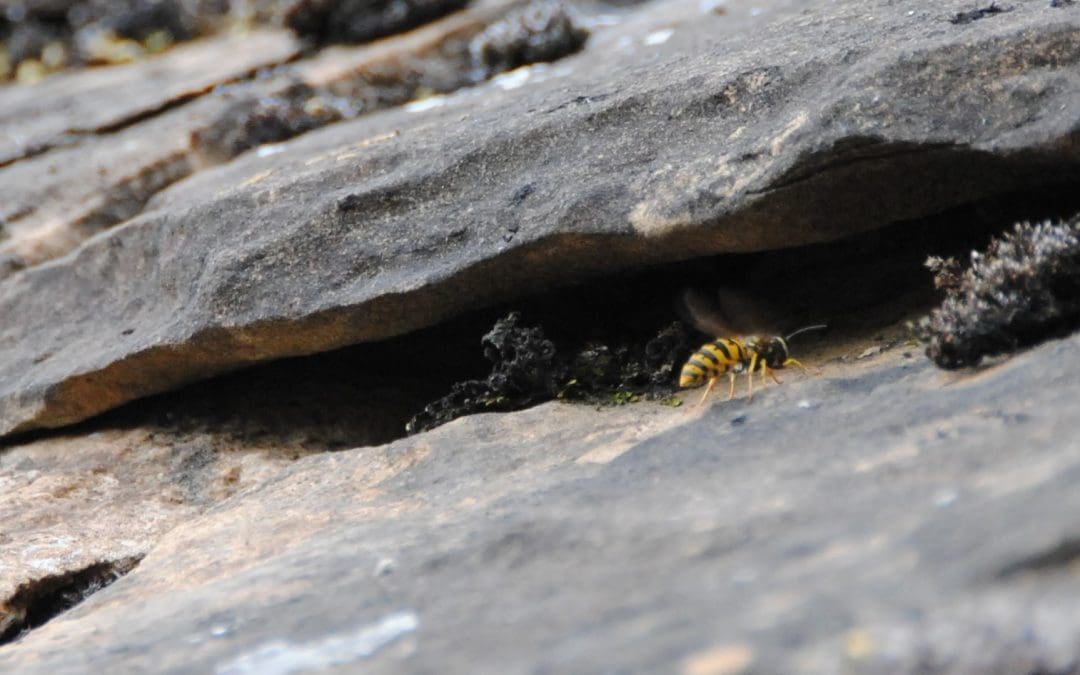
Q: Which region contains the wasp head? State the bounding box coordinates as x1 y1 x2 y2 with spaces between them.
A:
751 336 789 368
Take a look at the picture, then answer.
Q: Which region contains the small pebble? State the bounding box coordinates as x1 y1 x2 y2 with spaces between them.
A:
730 414 747 426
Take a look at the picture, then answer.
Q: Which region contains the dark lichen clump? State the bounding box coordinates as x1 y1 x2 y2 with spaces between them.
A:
918 213 1080 369
406 312 692 434
192 84 346 161
468 0 589 80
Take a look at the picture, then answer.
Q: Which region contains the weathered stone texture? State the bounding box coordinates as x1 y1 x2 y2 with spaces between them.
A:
1 0 1077 438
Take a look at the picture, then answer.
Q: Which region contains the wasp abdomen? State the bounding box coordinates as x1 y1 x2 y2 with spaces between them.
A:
679 338 746 388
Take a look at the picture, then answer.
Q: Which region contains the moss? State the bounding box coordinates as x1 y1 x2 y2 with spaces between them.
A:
917 213 1080 368
406 312 694 434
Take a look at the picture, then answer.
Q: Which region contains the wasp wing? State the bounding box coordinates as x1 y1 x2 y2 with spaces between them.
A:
713 288 784 335
678 287 781 337
678 288 739 337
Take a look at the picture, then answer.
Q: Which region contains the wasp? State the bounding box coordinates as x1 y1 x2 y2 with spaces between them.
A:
677 288 826 406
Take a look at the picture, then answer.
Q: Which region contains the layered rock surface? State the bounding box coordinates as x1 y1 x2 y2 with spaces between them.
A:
1 0 1078 437
3 335 1080 673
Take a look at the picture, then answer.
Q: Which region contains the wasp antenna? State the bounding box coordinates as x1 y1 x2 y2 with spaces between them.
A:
785 324 828 341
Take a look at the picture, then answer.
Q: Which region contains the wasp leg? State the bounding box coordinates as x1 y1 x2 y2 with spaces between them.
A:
696 376 718 407
766 362 782 385
783 357 819 376
747 353 759 401
783 357 808 372
726 372 737 400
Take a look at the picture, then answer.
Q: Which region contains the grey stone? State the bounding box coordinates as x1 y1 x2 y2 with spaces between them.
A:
3 0 1078 438
1 332 1079 672
0 29 299 164
0 0 607 280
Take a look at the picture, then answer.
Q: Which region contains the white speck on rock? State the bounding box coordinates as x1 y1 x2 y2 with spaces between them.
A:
493 67 532 90
934 490 958 508
256 144 285 158
405 96 447 113
644 29 674 46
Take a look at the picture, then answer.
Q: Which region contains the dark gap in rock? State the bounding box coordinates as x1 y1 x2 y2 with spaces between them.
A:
405 182 1080 431
0 556 143 647
998 538 1080 578
4 181 1076 449
284 0 471 45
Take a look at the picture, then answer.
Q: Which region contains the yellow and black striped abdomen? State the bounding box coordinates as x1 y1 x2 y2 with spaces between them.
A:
679 338 746 388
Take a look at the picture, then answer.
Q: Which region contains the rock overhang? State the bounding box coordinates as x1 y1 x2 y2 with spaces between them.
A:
1 0 1080 438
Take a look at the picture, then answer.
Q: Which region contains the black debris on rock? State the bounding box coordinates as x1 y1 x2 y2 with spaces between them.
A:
406 312 694 434
949 2 1013 25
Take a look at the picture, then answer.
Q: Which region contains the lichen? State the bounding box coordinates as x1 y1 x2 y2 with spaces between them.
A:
917 213 1080 368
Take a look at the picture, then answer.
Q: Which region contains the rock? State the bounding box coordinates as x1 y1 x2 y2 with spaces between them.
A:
0 426 260 641
0 0 585 275
2 0 1079 668
0 343 435 641
2 331 1079 672
0 29 299 164
2 0 1078 438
